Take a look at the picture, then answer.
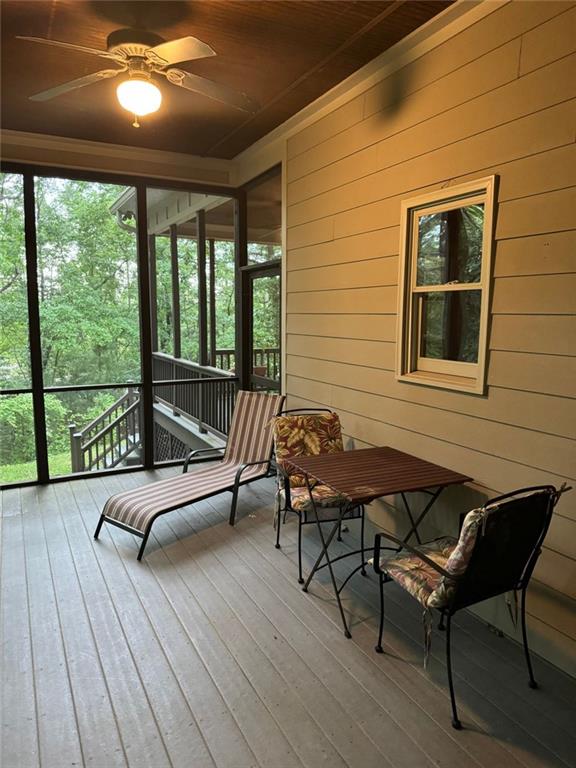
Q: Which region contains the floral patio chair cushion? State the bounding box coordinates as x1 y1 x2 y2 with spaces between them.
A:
279 483 347 512
273 412 344 488
382 507 486 609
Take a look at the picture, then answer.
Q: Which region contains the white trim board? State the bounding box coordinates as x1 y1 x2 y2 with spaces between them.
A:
0 129 237 186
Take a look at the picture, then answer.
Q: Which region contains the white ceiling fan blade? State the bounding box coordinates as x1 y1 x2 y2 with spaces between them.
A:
29 69 121 102
16 35 122 61
165 69 257 113
147 36 215 66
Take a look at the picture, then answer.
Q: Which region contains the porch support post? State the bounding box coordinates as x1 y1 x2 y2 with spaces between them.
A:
169 224 181 359
148 234 158 352
234 192 250 390
136 184 154 469
209 238 216 367
23 173 49 483
197 210 208 366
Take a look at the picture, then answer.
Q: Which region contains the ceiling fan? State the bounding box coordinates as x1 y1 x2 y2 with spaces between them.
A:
16 28 258 127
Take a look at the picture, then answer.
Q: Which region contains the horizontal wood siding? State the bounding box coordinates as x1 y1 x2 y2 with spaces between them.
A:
284 1 576 677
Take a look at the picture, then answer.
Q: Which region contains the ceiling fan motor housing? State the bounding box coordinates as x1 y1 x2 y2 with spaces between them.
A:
106 28 165 57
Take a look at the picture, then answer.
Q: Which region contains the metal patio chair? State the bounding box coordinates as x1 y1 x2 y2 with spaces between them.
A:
272 409 365 584
94 389 285 560
372 484 570 730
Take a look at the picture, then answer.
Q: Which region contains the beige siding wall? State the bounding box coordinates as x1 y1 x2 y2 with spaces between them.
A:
284 1 576 676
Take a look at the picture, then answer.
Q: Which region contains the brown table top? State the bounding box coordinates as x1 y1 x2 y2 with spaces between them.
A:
285 446 472 505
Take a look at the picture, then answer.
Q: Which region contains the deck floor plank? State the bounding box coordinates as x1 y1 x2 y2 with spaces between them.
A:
52 480 214 768
272 494 576 752
202 478 573 768
20 485 86 768
76 474 259 768
96 473 304 768
242 484 574 768
155 510 403 768
192 483 536 768
37 483 128 768
165 502 461 768
0 489 40 768
2 469 576 768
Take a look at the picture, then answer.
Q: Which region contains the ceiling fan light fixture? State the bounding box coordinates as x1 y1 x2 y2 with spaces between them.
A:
116 76 162 125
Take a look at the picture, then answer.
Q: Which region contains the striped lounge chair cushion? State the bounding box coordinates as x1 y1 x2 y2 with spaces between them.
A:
103 460 267 532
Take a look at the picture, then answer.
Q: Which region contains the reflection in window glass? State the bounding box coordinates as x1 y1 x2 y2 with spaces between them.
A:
0 394 37 484
247 167 282 265
0 173 31 389
419 290 481 363
416 204 484 286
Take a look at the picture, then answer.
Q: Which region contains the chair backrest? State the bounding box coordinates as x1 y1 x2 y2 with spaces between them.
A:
272 411 343 487
451 486 558 611
224 390 285 465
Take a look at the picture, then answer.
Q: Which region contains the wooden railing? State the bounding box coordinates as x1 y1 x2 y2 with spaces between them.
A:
69 354 243 471
69 386 140 472
215 347 280 380
153 352 238 439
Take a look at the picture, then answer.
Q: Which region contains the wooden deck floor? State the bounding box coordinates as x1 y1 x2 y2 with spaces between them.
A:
2 468 575 768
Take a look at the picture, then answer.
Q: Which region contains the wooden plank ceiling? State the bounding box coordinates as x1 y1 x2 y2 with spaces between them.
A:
1 0 452 159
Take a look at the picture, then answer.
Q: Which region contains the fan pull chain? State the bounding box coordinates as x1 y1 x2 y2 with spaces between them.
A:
132 114 140 128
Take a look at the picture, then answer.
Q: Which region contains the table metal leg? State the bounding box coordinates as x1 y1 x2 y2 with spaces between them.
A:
302 477 353 637
402 487 444 543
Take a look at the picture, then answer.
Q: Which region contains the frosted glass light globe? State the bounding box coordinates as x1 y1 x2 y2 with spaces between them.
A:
116 78 162 117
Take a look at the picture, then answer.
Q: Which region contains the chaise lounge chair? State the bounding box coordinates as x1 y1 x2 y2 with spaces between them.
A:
94 389 285 560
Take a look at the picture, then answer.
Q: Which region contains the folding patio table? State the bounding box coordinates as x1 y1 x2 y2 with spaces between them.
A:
285 446 472 637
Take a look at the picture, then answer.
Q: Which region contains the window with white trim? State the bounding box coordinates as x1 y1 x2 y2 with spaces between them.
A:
396 177 496 394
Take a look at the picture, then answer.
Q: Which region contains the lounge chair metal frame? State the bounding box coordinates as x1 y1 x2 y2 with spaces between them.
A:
94 390 285 560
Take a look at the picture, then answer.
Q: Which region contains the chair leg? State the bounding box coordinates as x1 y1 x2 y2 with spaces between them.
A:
94 514 105 540
137 526 152 561
297 515 304 584
438 613 446 631
521 587 538 690
275 498 282 549
337 520 342 542
375 573 385 653
229 485 239 526
360 505 367 576
446 614 462 730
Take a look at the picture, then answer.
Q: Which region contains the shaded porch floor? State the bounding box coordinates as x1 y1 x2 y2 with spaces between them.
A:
1 468 575 768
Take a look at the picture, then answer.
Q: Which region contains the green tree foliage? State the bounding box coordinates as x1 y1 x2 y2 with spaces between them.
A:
0 174 30 388
0 394 66 464
35 177 141 386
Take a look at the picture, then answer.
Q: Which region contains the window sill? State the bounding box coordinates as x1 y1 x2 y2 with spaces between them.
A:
397 369 486 395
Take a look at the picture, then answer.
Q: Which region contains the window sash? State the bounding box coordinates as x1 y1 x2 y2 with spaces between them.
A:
397 176 496 394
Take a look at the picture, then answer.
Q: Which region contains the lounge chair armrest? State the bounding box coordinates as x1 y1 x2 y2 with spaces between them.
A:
183 446 225 473
234 459 271 486
373 531 454 579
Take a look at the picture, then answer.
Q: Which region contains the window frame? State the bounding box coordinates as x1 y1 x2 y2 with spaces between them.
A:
396 176 497 395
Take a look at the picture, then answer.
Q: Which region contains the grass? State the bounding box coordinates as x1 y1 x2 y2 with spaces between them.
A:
1 451 72 484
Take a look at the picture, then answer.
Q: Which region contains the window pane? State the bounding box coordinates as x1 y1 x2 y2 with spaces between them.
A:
0 173 31 389
0 393 37 484
419 290 481 363
35 178 140 386
416 203 484 286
